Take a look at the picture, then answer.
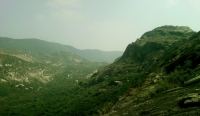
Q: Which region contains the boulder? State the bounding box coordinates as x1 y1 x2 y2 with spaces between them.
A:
178 93 200 107
184 75 200 86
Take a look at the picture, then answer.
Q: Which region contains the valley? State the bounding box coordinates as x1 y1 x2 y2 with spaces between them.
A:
0 25 200 116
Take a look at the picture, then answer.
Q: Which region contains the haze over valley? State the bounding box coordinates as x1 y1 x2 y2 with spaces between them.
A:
1 0 200 116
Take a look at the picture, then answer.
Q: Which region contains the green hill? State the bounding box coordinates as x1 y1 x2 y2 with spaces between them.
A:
79 26 200 115
0 37 123 63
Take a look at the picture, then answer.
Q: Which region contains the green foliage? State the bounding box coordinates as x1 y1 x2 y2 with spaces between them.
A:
167 70 191 86
155 81 173 93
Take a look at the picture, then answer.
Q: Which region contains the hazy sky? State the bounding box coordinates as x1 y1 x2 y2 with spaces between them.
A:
0 0 200 51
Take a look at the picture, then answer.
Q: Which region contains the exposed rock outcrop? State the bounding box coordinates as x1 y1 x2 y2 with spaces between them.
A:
178 93 200 107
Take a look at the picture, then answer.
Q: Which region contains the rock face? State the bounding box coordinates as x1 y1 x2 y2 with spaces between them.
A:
179 93 200 107
121 42 164 62
119 25 195 62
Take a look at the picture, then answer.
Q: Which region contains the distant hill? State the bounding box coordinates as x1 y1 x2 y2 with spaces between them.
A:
0 37 123 63
0 50 106 83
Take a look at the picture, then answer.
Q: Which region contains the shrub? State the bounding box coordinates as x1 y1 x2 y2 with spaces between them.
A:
155 81 173 93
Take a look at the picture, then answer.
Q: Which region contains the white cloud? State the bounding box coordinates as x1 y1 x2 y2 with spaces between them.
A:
51 9 84 22
47 0 81 8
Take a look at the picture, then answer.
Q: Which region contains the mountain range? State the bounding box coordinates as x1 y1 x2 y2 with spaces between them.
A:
0 37 123 63
1 25 200 116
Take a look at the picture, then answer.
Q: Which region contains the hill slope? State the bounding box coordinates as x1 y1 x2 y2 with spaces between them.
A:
102 29 200 116
80 26 200 115
0 49 107 116
0 37 123 63
1 25 200 116
0 49 106 84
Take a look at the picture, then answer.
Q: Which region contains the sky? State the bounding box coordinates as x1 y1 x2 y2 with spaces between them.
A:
0 0 200 51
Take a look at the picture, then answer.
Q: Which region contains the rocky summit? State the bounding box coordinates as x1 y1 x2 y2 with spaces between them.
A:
141 25 194 39
137 25 195 46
